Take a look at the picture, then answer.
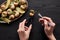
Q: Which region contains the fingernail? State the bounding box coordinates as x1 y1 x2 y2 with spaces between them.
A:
23 19 26 22
24 19 26 21
30 24 32 26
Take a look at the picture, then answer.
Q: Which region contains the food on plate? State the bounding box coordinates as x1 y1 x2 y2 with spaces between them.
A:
10 3 15 10
16 7 25 14
0 9 2 14
1 4 6 10
7 9 13 15
20 4 28 10
14 1 19 6
2 11 8 17
29 10 35 17
9 15 15 20
14 11 20 17
19 0 27 5
0 0 28 23
5 0 11 10
1 0 11 10
1 17 11 24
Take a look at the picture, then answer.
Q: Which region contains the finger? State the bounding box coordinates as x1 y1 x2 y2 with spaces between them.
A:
39 18 44 23
17 20 27 33
39 18 42 22
17 29 25 33
21 19 26 29
42 17 53 23
39 18 43 22
18 19 26 31
22 19 26 26
49 22 56 27
39 18 45 26
42 17 56 27
44 20 48 28
18 22 22 29
17 22 25 33
17 26 24 33
27 24 32 33
24 26 28 31
17 25 25 33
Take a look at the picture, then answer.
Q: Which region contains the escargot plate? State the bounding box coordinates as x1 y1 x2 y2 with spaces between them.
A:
0 0 28 24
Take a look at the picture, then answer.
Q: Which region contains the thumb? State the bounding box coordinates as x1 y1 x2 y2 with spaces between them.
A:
27 24 32 33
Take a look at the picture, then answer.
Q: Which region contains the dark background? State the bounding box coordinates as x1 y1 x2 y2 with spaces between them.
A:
0 0 60 40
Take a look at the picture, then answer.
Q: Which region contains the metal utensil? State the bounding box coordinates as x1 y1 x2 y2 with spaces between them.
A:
38 13 42 18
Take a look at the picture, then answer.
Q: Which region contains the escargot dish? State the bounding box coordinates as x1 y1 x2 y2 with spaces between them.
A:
0 0 28 24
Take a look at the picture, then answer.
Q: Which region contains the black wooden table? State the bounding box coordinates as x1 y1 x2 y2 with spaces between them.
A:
0 0 60 40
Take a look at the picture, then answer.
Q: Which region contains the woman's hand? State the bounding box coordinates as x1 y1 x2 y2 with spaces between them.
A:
39 17 56 40
17 19 32 40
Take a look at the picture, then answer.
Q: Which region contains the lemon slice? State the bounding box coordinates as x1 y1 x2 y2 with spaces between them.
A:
1 17 11 24
5 0 11 10
16 7 25 14
19 8 25 14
